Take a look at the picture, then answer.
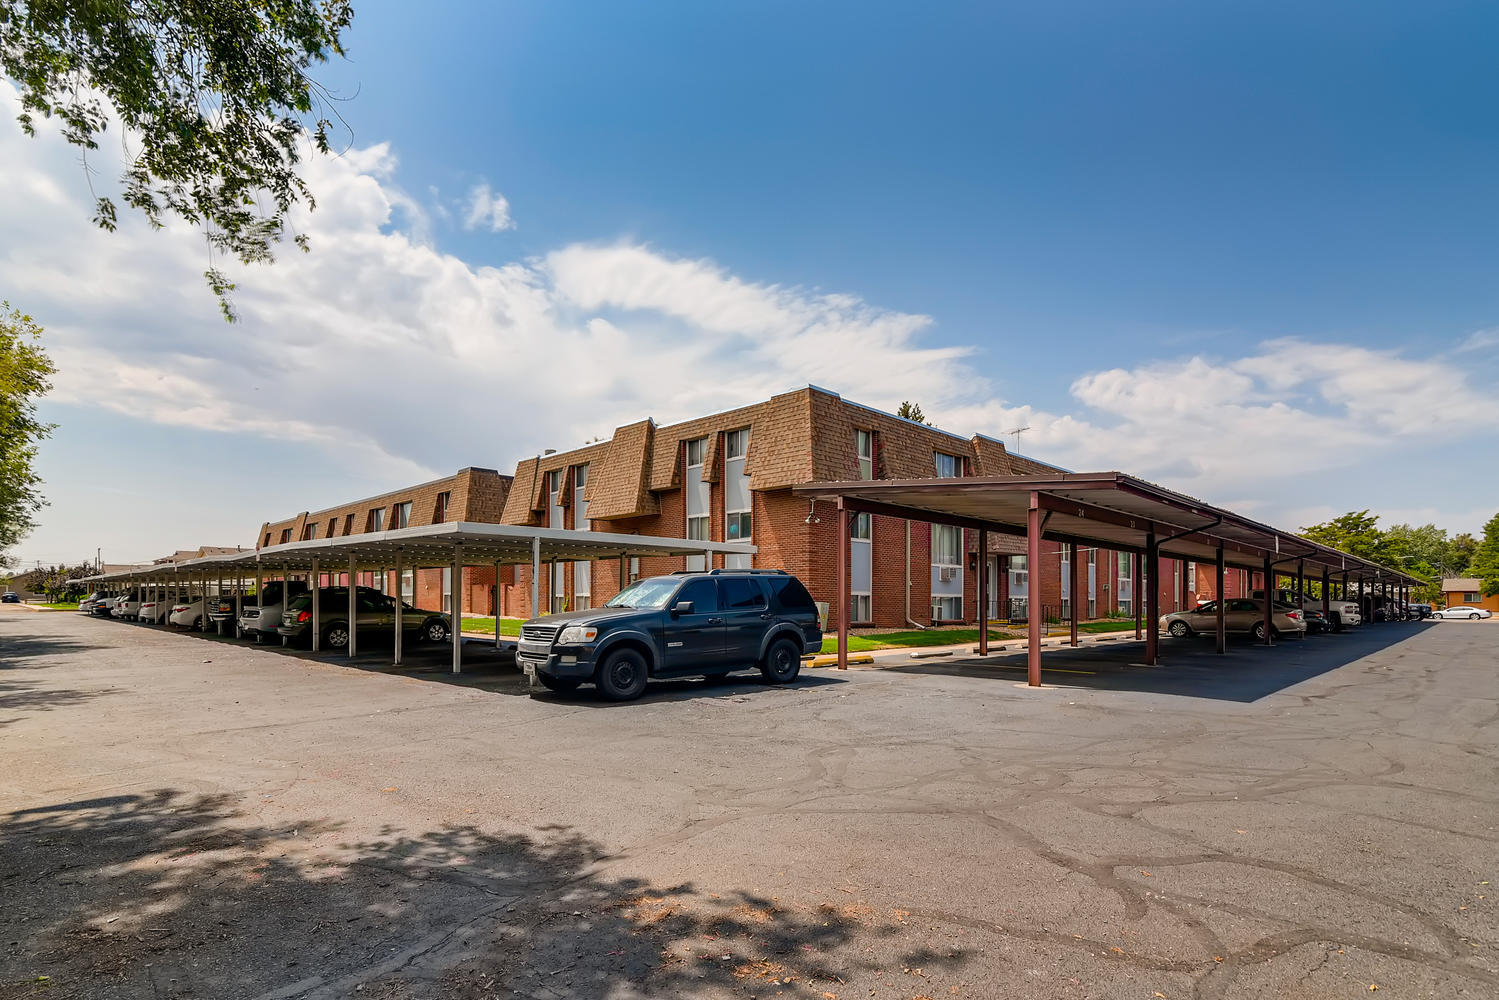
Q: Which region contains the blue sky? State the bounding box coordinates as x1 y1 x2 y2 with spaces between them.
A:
4 0 1497 567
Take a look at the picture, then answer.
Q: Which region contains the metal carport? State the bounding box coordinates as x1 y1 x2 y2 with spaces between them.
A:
79 522 756 674
795 472 1424 686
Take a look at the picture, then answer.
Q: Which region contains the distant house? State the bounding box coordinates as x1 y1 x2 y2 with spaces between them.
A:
1440 578 1499 612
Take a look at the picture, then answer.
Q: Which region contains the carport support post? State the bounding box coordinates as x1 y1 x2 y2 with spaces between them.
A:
1133 551 1142 640
836 498 850 670
1144 532 1159 666
310 557 321 651
347 554 357 660
1297 560 1305 610
977 529 989 656
1068 541 1080 647
1215 546 1226 654
451 544 463 675
494 560 503 649
1262 557 1274 645
1026 492 1043 685
530 536 541 619
393 549 403 666
1322 569 1330 619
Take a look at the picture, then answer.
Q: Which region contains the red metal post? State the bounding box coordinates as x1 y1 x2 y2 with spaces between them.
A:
1144 532 1159 665
978 528 989 656
1068 541 1080 647
1133 551 1142 640
837 498 849 670
1215 545 1226 654
1027 493 1042 686
1179 558 1189 612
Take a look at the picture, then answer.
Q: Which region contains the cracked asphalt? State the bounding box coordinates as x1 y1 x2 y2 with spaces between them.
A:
1 607 1495 999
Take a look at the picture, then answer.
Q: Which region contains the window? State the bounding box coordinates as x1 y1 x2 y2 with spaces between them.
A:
434 491 451 523
726 511 751 541
442 567 453 611
279 528 292 544
851 512 872 621
685 436 707 468
327 518 337 537
573 465 592 608
931 522 962 621
1117 551 1133 611
573 465 589 528
725 428 749 460
394 501 412 529
400 569 413 601
1465 592 1481 603
720 577 767 610
687 516 710 541
685 439 711 570
767 576 817 612
723 433 752 569
343 513 355 535
302 523 318 541
263 532 272 547
934 451 962 478
369 507 385 532
674 579 717 613
856 430 874 480
932 525 961 566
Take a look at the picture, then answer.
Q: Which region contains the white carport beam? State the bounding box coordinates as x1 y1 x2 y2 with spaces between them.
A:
393 548 404 666
452 543 464 675
311 556 321 652
348 553 357 660
494 559 502 650
530 536 541 619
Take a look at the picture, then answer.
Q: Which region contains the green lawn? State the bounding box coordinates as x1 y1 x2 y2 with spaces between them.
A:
1078 619 1138 634
459 616 524 636
819 627 1024 654
40 601 80 610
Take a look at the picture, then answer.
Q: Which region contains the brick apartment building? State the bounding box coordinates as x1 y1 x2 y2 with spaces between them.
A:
251 388 1248 628
256 468 511 614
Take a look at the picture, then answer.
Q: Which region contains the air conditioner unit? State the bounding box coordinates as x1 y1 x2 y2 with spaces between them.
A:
939 566 957 583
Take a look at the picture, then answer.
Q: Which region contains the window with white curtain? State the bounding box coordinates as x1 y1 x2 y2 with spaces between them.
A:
851 512 871 621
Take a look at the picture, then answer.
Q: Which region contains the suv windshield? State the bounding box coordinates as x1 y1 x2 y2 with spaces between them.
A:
605 577 681 610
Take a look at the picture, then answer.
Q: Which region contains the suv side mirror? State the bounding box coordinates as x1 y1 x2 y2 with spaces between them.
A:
670 600 695 616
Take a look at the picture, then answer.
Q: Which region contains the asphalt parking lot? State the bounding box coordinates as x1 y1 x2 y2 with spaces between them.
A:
1 609 1495 1000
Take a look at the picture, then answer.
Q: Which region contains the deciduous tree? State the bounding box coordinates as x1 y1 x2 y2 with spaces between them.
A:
0 303 55 568
1470 513 1499 597
1 0 353 319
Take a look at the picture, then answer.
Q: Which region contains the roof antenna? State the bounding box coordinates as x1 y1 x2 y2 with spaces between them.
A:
1005 425 1031 452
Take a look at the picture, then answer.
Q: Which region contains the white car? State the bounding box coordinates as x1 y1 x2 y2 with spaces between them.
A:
236 581 308 642
169 597 208 628
1431 605 1493 620
137 597 174 623
113 593 143 618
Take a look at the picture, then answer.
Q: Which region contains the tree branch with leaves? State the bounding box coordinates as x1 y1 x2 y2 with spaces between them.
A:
0 303 55 568
1 0 353 319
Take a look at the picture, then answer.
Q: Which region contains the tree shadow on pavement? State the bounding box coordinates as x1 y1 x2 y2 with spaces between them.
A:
0 633 99 664
0 679 105 723
1 790 935 999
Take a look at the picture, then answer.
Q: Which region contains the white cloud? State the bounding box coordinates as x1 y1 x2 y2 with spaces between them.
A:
1456 328 1499 353
2 78 1496 561
462 181 514 232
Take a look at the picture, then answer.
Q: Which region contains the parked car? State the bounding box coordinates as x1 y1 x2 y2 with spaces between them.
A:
1407 603 1433 620
1430 605 1494 620
1302 608 1332 634
79 591 115 613
169 597 208 628
112 592 142 619
517 568 824 701
137 597 172 623
276 586 450 650
208 591 249 632
90 594 123 617
1254 589 1361 630
1 592 20 603
237 581 309 642
1159 598 1306 642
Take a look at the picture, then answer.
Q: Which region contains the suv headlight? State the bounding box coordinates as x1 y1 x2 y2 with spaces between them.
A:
557 625 598 645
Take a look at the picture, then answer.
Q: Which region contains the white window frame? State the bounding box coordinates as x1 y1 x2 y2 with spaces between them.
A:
724 428 749 460
685 436 707 468
685 437 710 571
400 569 414 601
394 501 412 529
934 451 962 478
856 429 874 480
851 512 872 622
370 507 385 532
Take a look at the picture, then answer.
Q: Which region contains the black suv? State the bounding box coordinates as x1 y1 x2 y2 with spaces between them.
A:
516 569 823 701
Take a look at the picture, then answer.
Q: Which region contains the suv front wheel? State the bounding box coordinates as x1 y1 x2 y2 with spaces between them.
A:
596 648 649 702
760 637 802 685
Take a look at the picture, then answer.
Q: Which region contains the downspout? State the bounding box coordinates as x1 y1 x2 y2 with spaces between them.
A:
904 518 927 630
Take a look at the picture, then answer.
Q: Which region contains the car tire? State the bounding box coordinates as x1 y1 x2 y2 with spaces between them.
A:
423 619 449 643
1167 621 1191 638
537 673 581 694
1470 612 1481 620
323 623 350 650
1251 622 1268 641
596 648 649 702
760 637 802 685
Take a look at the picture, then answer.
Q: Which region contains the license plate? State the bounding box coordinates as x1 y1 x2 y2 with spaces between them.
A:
521 660 537 679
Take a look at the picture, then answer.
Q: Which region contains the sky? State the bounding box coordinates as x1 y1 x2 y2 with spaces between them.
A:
3 0 1497 569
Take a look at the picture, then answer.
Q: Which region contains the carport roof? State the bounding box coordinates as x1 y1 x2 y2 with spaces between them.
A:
80 521 756 582
796 471 1423 585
